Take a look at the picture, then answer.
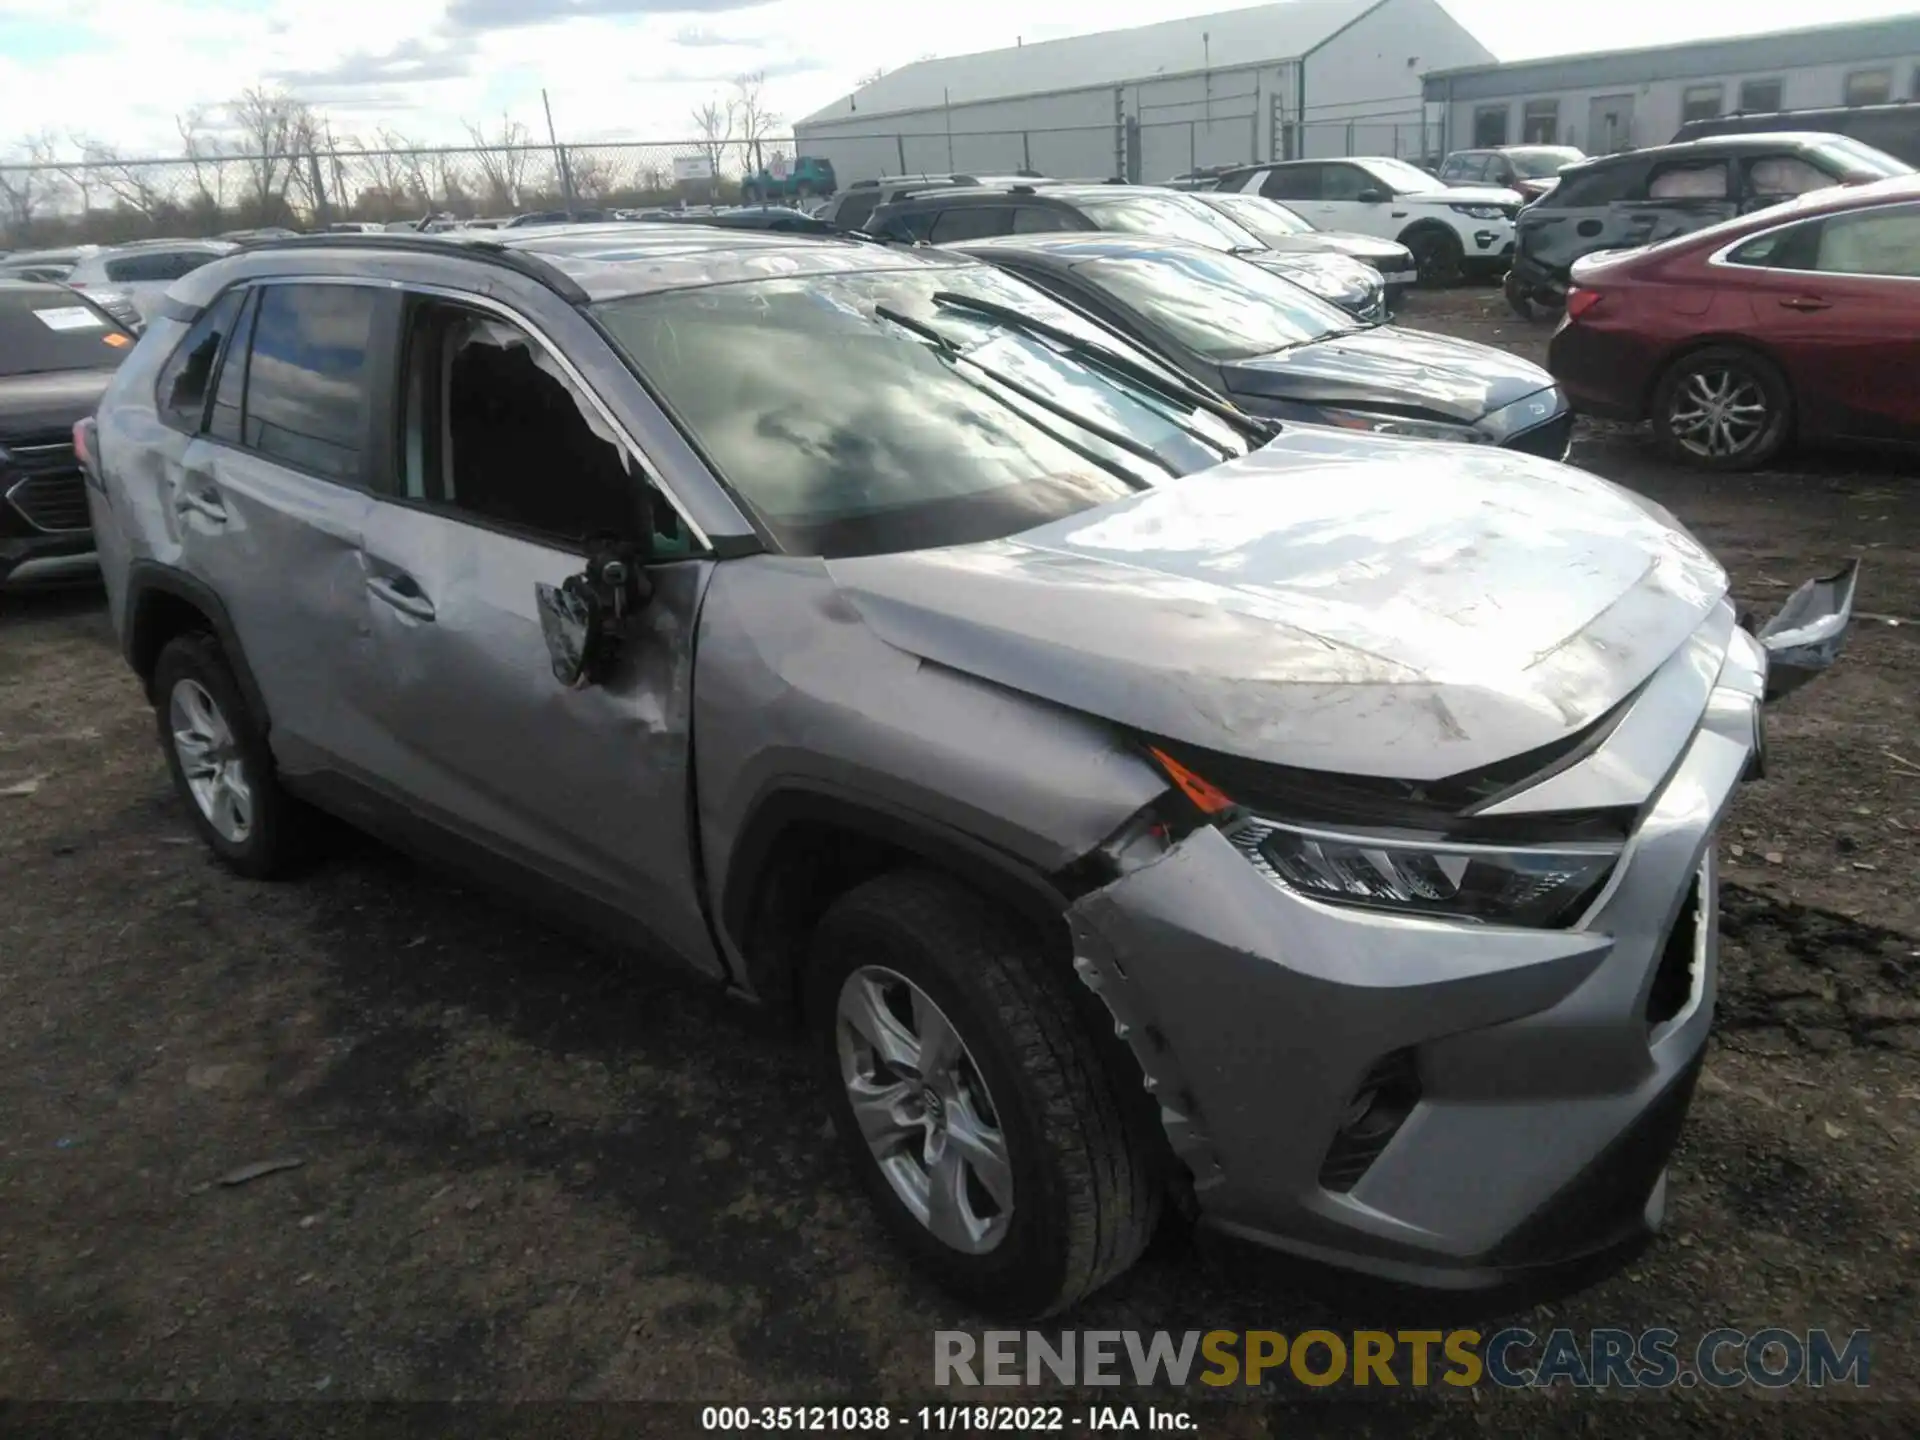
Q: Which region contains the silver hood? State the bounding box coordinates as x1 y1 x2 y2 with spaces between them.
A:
829 430 1728 782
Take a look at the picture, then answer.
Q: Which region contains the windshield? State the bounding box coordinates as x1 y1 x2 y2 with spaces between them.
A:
1812 137 1912 179
594 264 1247 558
1074 193 1260 251
1508 148 1583 178
1072 250 1357 362
0 289 131 376
1360 157 1446 193
1207 193 1314 240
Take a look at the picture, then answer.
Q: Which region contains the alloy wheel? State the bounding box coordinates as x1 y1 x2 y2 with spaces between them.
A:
1666 366 1770 460
835 965 1013 1255
169 678 253 843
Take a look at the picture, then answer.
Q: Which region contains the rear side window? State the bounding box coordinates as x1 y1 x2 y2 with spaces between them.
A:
241 284 379 483
106 250 213 283
1725 219 1824 270
1260 166 1321 201
1012 206 1070 234
154 288 246 432
207 290 259 444
833 192 880 230
929 207 1014 243
1644 160 1730 200
1813 204 1920 277
1743 155 1836 200
1548 164 1641 207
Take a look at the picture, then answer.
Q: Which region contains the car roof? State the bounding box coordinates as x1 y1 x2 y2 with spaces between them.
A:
1572 133 1858 168
170 223 974 307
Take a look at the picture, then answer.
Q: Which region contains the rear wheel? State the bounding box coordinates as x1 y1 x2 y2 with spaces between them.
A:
806 870 1160 1316
1651 346 1792 471
1404 226 1464 287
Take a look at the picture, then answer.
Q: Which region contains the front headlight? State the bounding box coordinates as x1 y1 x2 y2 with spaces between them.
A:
1317 406 1485 443
1450 203 1509 220
1477 387 1568 444
1225 816 1618 928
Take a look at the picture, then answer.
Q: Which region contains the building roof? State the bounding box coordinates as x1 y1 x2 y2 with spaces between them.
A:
1423 13 1920 103
800 0 1384 126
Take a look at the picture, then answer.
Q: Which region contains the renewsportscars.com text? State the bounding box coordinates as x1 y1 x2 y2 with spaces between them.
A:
935 1328 1872 1390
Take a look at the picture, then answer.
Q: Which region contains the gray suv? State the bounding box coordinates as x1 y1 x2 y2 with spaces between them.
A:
80 226 1855 1316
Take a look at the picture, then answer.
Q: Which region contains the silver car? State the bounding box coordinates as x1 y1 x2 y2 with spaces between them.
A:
80 225 1855 1317
66 239 235 328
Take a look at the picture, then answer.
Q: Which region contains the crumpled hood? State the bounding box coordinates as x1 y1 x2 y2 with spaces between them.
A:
827 429 1726 781
1221 324 1554 423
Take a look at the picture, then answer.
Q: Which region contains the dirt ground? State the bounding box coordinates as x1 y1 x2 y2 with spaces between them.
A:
1 288 1916 1435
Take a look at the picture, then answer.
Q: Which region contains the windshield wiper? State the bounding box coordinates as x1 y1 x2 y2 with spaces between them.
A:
874 304 1178 479
928 290 1281 444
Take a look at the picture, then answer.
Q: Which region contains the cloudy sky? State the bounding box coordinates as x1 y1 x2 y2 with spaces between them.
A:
0 0 1914 156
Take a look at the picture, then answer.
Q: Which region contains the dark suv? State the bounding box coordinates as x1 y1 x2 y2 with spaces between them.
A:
1506 132 1912 316
1673 101 1920 168
815 174 1052 233
867 183 1390 321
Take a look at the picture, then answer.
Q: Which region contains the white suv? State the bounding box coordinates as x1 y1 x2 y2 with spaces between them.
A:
1212 156 1522 285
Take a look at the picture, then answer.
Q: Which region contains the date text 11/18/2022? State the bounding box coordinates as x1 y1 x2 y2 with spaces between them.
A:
700 1405 1194 1431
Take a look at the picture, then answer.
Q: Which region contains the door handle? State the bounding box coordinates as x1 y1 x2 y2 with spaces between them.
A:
173 487 227 523
366 573 436 621
1779 295 1831 312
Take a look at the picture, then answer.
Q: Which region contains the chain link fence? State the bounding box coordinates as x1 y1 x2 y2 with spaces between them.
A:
0 137 801 247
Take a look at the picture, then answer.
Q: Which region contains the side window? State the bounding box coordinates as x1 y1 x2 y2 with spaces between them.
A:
396 300 668 550
1552 164 1640 208
1012 206 1069 234
874 208 934 242
243 283 379 483
1743 154 1837 200
1725 219 1824 270
1644 160 1730 201
207 289 258 445
154 287 246 434
1812 205 1920 278
1260 165 1321 201
834 192 880 230
929 207 1014 243
1440 154 1480 182
1319 164 1374 201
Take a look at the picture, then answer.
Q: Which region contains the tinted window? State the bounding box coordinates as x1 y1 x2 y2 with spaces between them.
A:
833 192 880 230
208 289 258 444
0 288 133 377
594 266 1244 558
874 208 934 242
1320 164 1378 201
929 207 1014 243
155 287 246 430
1550 163 1642 207
1072 250 1356 361
1012 206 1070 234
1813 205 1920 277
242 284 378 482
1260 165 1322 201
106 250 215 283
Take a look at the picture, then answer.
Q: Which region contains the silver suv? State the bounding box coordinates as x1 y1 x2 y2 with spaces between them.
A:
80 227 1855 1316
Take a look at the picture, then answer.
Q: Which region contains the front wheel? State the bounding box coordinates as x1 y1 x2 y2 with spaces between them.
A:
806 871 1161 1317
1651 346 1792 471
1404 227 1464 287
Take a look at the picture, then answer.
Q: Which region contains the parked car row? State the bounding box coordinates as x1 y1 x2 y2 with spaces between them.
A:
60 221 1854 1320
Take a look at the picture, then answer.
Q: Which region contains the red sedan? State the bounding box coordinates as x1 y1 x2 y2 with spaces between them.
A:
1547 175 1920 470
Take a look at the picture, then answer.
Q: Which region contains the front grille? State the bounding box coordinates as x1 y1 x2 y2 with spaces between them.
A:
1319 1049 1421 1192
4 438 91 534
1504 411 1574 461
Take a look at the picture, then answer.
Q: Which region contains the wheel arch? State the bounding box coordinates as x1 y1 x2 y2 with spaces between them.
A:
1394 217 1463 250
719 782 1083 1012
1641 335 1794 422
125 560 269 726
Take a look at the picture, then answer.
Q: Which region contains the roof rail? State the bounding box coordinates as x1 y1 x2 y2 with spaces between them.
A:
231 231 591 305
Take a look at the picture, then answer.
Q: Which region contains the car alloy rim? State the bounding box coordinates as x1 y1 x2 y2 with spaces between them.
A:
1668 367 1769 459
169 678 253 843
835 965 1013 1255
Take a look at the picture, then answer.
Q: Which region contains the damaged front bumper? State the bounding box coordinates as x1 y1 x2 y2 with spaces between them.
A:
1066 577 1857 1294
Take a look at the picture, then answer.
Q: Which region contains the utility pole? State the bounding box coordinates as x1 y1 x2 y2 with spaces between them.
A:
542 88 577 217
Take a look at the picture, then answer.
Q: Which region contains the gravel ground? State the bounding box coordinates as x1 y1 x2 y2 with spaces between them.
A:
1 287 1915 1435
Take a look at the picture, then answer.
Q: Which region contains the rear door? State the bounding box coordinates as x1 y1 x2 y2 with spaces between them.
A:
170 279 388 775
351 290 721 976
1728 201 1920 442
1611 155 1737 249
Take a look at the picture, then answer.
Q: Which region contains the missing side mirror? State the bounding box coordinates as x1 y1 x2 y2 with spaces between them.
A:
535 539 653 688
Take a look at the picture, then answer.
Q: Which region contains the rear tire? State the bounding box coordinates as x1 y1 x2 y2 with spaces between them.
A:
152 634 314 879
1651 345 1792 472
805 870 1160 1317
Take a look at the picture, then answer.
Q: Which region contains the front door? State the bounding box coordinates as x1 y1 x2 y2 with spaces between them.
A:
352 294 722 976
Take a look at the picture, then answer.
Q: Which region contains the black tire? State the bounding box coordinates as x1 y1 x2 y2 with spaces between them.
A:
152 633 314 879
1651 344 1792 472
805 870 1160 1317
1403 226 1463 287
1503 270 1537 321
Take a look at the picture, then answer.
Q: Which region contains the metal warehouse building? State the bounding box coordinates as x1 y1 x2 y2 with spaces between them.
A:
1424 14 1920 157
794 0 1493 185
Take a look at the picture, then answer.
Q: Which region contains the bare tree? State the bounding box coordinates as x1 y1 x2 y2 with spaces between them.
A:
229 86 319 224
0 131 64 243
70 137 169 227
733 71 779 176
691 94 734 178
568 149 613 202
465 115 532 211
177 107 232 219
